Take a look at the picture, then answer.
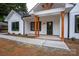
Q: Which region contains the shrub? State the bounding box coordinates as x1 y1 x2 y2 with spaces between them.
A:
18 33 21 35
12 33 15 35
71 37 76 41
8 32 10 34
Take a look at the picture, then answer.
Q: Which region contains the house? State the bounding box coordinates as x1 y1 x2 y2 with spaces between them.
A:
5 10 29 35
5 3 79 41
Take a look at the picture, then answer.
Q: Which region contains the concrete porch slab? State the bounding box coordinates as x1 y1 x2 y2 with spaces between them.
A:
0 34 70 50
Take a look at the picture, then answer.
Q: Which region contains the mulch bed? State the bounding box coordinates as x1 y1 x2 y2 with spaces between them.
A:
4 33 35 38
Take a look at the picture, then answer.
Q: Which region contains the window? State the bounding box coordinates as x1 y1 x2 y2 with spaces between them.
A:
75 15 79 33
30 22 41 31
12 22 19 31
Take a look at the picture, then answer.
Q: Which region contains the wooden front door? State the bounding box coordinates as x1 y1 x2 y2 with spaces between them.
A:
47 22 53 35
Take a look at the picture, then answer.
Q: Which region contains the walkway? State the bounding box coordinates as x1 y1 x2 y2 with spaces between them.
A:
0 34 70 50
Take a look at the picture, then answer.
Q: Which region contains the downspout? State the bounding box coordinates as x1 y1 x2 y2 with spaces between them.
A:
68 13 70 39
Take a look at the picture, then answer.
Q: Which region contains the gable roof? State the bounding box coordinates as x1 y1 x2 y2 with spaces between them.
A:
70 3 79 13
5 10 21 21
5 10 30 21
29 3 75 14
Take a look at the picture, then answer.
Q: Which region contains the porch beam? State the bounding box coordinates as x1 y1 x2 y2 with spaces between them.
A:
61 11 65 41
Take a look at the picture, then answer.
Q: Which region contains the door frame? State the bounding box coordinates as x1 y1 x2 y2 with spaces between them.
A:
47 21 53 35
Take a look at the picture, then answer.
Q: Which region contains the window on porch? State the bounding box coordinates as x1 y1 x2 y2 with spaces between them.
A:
30 22 41 31
75 15 79 33
12 22 19 31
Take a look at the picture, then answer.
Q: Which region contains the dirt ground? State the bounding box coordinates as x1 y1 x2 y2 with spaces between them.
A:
0 38 79 56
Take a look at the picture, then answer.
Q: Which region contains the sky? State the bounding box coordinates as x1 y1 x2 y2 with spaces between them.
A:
27 3 37 12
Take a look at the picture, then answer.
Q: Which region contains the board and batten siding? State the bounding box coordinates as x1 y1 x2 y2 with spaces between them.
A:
70 3 79 39
8 12 24 35
60 14 68 38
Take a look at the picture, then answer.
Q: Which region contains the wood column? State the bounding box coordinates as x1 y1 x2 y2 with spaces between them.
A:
37 17 39 37
34 15 39 37
34 15 37 37
61 11 65 41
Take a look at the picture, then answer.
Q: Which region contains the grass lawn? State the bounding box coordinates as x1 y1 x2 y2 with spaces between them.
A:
0 38 79 56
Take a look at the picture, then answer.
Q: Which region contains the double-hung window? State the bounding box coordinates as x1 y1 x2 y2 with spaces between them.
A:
75 15 79 33
30 22 41 31
12 22 19 31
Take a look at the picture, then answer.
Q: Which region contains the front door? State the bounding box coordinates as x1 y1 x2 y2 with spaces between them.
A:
47 22 53 35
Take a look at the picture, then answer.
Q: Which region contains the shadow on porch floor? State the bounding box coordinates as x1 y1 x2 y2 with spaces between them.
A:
37 35 60 41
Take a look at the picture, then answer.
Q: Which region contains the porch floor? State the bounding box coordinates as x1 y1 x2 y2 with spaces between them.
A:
38 35 60 41
27 34 60 41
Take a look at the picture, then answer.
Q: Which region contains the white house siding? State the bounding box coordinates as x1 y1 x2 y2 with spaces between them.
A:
53 15 60 35
64 14 68 38
8 12 24 35
25 15 60 36
25 19 30 34
70 4 79 39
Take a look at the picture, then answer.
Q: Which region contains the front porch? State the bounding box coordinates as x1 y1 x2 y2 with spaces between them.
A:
24 12 65 41
34 12 65 41
24 3 73 41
